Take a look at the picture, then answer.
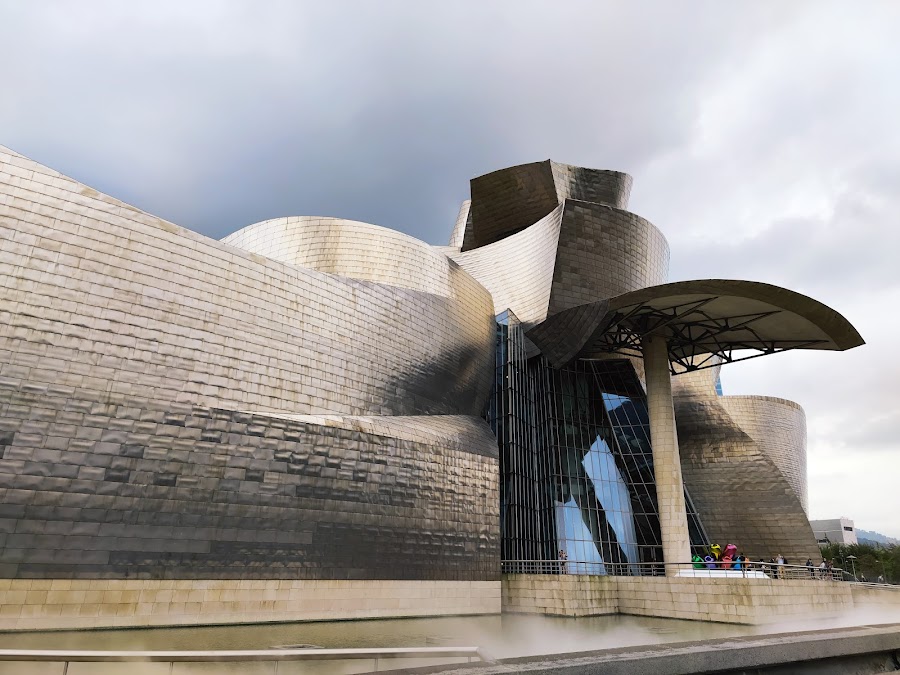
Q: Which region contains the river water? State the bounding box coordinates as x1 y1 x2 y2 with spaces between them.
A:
1 611 896 675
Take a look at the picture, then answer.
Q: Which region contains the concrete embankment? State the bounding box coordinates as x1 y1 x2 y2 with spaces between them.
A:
393 623 900 675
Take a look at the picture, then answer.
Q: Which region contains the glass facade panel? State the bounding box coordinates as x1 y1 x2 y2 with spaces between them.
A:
490 312 709 575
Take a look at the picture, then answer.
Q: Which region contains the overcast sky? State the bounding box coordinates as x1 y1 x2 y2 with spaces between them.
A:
2 0 898 536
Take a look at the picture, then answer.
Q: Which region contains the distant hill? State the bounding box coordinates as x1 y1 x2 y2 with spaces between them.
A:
856 529 899 547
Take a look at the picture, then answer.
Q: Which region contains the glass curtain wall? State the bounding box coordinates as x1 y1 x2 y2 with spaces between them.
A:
489 312 709 575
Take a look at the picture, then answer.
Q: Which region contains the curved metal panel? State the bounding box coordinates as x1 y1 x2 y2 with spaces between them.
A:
466 160 559 250
673 390 820 564
223 215 470 298
531 278 865 371
605 279 866 351
0 152 495 418
550 161 632 209
547 200 670 315
0 145 499 581
448 199 473 249
464 160 636 251
673 361 810 516
720 396 809 514
448 204 564 328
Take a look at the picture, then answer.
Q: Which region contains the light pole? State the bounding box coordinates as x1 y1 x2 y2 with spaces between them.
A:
847 555 858 581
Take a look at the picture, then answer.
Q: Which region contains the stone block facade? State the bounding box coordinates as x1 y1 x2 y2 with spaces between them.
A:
503 574 855 625
0 579 500 631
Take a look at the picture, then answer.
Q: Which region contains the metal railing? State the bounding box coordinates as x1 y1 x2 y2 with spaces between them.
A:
502 559 848 581
0 646 489 673
856 581 900 590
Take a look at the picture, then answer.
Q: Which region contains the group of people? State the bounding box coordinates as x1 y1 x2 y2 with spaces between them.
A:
691 546 841 579
555 545 885 582
803 557 835 579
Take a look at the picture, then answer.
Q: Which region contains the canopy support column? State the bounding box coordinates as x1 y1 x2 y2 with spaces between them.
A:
642 334 691 574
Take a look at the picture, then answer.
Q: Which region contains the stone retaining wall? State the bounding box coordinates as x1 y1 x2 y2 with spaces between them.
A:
0 579 501 631
503 574 856 624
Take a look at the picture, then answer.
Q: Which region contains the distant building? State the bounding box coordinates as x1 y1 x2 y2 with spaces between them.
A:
810 518 858 545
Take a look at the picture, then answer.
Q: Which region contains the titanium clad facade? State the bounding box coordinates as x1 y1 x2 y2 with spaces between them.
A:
448 199 473 249
451 159 842 572
673 365 820 563
720 396 809 514
546 200 669 315
448 206 564 328
457 165 708 573
463 160 633 251
0 145 498 580
0 147 855 588
223 216 468 297
549 162 632 209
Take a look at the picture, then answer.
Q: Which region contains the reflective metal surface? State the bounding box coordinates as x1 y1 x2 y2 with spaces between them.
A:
0 145 499 580
673 363 820 563
721 396 809 514
463 160 633 251
446 162 669 331
0 145 856 588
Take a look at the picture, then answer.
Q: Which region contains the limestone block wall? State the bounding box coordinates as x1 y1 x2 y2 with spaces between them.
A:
502 574 618 617
502 574 853 625
615 577 851 624
0 579 501 631
850 585 900 610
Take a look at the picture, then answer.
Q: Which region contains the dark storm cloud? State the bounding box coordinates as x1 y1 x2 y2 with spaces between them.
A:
2 0 898 532
1 0 786 242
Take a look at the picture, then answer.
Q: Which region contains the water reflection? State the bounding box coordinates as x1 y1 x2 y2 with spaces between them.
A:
2 610 898 674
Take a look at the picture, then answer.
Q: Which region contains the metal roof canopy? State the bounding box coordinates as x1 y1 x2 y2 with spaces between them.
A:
527 280 865 373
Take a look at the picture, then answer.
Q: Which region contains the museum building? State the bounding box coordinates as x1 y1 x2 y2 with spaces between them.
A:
0 148 864 626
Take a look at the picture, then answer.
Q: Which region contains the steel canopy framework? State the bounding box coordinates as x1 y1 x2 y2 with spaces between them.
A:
527 279 865 373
